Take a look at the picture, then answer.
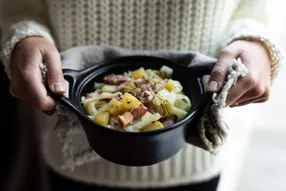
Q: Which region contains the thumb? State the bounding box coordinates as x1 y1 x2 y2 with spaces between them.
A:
207 49 238 92
44 49 66 94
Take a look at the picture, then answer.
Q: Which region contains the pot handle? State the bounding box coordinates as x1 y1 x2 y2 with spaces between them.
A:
184 58 217 112
47 59 108 113
185 59 218 148
46 68 81 112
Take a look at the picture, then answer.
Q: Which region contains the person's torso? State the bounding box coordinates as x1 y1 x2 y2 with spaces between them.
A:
41 0 240 187
46 0 240 57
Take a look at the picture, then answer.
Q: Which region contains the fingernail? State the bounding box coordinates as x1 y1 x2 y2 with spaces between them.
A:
208 81 218 92
54 82 65 92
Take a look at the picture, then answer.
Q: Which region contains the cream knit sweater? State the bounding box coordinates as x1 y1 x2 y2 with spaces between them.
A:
1 0 284 188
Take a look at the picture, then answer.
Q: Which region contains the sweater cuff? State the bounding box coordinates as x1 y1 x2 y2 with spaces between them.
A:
1 20 55 80
226 20 284 84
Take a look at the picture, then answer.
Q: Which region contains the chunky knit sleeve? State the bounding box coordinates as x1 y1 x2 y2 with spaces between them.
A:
223 0 284 84
1 0 55 80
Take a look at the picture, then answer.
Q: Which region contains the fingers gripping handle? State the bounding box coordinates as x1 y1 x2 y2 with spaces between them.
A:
45 68 79 111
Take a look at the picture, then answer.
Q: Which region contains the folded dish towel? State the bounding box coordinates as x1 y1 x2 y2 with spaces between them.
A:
47 46 247 170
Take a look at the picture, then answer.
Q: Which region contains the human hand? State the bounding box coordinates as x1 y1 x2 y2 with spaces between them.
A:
9 37 66 111
207 40 271 107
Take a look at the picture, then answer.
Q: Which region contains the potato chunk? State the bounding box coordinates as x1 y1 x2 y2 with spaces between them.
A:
104 98 126 116
164 79 183 93
120 93 141 110
131 67 148 79
94 111 110 126
142 121 164 131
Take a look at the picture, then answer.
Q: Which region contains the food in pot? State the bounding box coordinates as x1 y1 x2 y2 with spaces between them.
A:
81 65 191 132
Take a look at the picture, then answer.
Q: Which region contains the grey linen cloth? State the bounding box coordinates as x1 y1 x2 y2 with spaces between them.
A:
50 45 247 170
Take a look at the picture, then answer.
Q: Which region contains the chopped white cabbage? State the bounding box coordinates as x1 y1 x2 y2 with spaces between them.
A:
94 82 104 89
165 103 187 121
159 65 173 78
101 85 118 92
174 94 191 111
124 112 161 132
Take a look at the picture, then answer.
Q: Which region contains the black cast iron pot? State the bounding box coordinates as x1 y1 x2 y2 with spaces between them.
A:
50 56 216 166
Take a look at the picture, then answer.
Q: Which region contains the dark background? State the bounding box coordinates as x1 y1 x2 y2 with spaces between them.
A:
0 32 49 191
